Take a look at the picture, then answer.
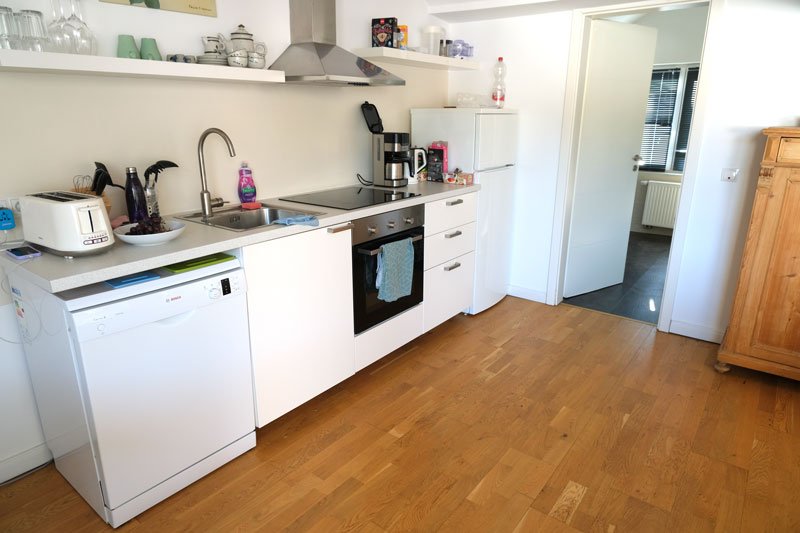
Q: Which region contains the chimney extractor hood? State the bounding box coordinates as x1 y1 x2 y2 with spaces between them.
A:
269 0 405 86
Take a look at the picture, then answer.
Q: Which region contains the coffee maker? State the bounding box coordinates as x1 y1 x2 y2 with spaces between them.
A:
362 102 426 188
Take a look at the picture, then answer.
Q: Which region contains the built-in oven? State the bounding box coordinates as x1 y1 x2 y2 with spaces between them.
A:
352 204 424 334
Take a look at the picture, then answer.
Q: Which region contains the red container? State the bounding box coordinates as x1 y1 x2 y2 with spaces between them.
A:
429 141 448 173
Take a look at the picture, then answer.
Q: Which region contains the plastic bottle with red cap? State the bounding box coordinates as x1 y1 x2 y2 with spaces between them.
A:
491 56 507 108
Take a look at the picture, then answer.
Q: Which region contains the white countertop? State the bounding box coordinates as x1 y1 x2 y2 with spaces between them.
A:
1 182 479 294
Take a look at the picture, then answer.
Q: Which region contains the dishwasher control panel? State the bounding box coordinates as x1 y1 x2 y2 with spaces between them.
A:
205 275 240 299
71 269 247 341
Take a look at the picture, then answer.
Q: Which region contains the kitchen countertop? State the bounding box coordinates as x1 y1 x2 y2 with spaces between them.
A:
1 182 479 294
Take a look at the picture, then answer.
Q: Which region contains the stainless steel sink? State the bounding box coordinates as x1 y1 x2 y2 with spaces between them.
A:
179 204 321 232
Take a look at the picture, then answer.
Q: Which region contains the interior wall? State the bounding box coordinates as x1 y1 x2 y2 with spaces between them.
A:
447 11 574 303
636 4 708 65
665 0 800 342
0 0 450 482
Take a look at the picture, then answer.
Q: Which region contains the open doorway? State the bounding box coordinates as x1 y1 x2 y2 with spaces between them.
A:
561 4 708 324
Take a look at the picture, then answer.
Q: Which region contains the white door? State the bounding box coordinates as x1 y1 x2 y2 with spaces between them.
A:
563 19 657 298
244 225 355 427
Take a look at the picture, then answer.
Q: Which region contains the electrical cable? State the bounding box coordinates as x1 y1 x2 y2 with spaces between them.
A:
357 173 373 186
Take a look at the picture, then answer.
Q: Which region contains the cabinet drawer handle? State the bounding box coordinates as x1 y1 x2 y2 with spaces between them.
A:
446 199 464 207
444 261 461 272
327 223 354 234
444 230 463 239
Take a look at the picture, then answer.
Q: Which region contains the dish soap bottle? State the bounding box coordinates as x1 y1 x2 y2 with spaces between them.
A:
238 162 257 203
491 56 506 109
124 167 148 223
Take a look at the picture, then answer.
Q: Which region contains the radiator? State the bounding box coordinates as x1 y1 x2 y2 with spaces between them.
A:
641 180 681 229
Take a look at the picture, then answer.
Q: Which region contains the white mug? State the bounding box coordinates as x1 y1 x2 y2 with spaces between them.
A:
202 35 225 53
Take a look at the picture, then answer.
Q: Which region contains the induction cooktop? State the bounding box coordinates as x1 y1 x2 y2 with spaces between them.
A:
279 186 420 211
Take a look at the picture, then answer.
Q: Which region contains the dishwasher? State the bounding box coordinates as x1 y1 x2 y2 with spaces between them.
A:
8 254 256 528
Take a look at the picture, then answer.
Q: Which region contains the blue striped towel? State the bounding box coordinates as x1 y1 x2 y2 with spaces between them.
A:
376 237 414 302
272 215 319 226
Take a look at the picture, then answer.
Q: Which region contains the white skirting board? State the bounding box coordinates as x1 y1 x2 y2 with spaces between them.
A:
0 443 52 484
668 320 724 344
507 285 548 304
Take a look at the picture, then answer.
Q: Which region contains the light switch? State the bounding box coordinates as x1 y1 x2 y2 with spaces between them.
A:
721 168 740 182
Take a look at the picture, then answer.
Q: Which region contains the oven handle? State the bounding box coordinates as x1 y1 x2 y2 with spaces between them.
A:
357 234 423 256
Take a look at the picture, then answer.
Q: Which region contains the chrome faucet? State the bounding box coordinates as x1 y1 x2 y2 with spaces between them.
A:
197 127 236 220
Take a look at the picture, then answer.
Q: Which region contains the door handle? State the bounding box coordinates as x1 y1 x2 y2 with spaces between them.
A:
446 199 464 207
327 222 354 234
444 230 463 239
444 261 461 272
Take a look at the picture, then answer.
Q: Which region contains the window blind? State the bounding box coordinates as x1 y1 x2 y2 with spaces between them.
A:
640 68 680 171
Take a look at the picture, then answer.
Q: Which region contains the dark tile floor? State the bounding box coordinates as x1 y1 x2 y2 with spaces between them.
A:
563 232 671 324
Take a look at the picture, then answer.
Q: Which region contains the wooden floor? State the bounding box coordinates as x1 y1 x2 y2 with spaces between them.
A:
3 297 800 532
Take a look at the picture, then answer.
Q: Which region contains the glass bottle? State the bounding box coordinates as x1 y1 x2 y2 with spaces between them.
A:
125 167 148 223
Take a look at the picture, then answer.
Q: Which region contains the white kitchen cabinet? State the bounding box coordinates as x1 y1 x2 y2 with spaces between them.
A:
424 193 478 236
423 193 478 332
243 223 355 427
424 252 476 332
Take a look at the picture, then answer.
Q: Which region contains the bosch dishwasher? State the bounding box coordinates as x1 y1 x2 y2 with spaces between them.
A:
8 254 256 528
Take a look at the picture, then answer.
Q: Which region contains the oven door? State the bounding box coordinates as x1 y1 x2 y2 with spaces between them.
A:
353 226 424 334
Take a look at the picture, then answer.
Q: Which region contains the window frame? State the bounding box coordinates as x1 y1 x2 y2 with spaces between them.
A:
640 63 699 173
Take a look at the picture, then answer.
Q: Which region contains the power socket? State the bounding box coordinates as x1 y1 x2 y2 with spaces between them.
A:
0 208 14 230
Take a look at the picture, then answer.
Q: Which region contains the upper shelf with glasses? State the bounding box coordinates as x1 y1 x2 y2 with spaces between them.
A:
0 49 286 84
354 48 479 71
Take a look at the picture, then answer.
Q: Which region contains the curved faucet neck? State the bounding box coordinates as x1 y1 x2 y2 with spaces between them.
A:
197 128 236 219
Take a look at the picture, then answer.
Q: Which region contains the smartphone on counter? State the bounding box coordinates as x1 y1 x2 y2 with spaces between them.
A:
5 245 42 260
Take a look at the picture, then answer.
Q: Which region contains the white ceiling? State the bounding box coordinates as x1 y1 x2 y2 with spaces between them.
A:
427 0 704 23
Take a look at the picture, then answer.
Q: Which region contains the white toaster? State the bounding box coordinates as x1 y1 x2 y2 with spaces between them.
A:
21 191 115 256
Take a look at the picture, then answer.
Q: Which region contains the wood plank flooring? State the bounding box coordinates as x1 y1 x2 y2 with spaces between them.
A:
3 297 800 532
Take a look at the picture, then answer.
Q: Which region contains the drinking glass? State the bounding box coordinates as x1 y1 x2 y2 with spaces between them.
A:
14 10 49 52
0 6 19 50
65 0 96 55
47 0 73 53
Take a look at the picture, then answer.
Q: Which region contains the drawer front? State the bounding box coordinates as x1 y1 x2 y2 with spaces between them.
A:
424 222 476 270
423 251 476 332
425 193 477 236
778 137 800 163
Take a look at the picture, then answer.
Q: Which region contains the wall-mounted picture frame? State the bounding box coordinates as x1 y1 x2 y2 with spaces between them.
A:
100 0 217 18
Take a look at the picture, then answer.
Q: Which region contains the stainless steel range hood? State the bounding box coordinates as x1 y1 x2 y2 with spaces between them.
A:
269 0 405 86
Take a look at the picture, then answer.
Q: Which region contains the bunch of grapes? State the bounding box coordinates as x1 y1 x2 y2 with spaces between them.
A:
127 215 167 235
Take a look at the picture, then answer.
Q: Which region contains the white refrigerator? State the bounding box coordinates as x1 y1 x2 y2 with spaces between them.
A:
411 108 518 314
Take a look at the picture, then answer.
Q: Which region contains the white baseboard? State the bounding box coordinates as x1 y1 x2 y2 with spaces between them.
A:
0 443 52 484
668 320 723 344
507 285 548 304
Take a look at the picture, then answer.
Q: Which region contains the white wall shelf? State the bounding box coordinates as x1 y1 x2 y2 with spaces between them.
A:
354 47 479 71
0 50 285 84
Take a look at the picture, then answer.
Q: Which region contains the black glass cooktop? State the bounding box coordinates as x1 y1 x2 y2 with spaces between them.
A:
279 186 420 211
